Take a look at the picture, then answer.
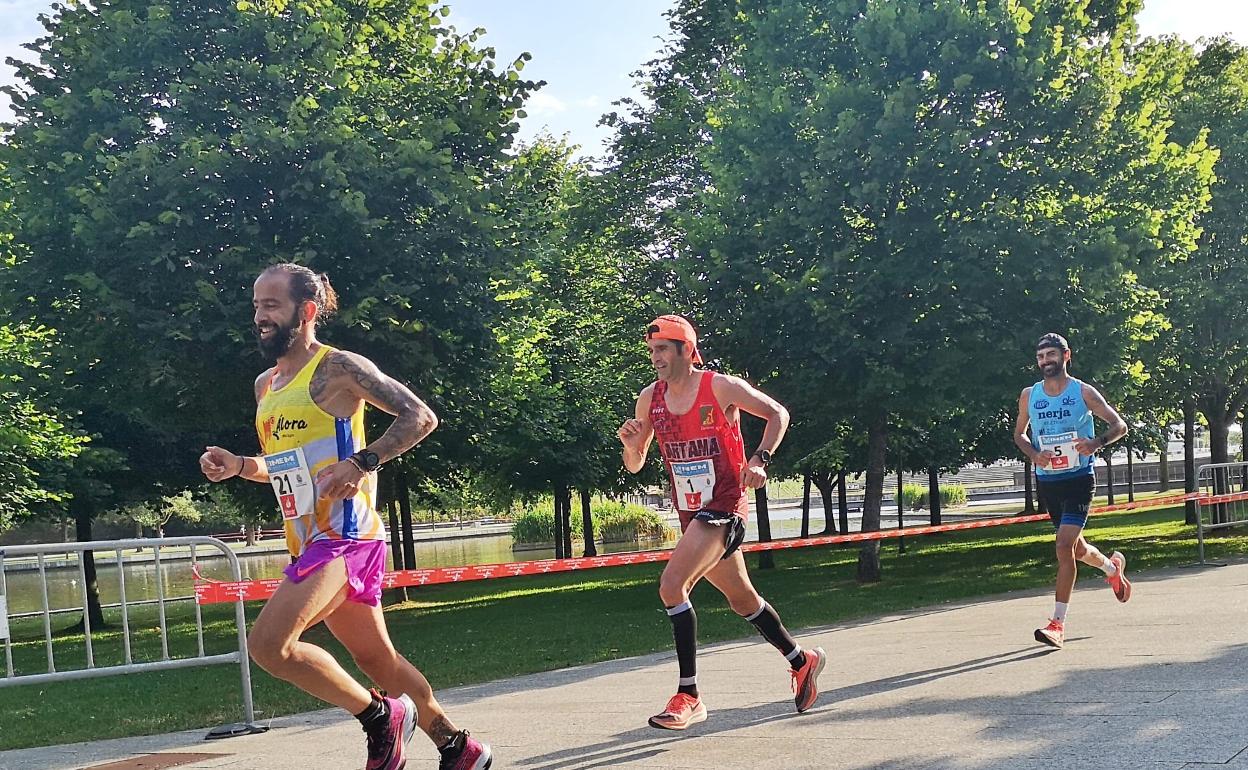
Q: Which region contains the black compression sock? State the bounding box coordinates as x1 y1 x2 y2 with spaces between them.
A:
667 600 699 697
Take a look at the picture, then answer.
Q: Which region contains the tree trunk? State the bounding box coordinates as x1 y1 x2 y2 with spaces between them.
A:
387 500 403 569
1104 450 1115 506
755 486 775 570
1185 397 1198 524
384 494 408 603
927 466 941 526
1126 448 1135 503
813 470 836 535
800 469 812 539
896 464 905 554
562 487 574 558
552 486 565 560
1204 406 1231 524
580 489 597 557
245 522 258 547
71 497 106 630
396 465 417 571
857 418 887 583
1024 459 1035 513
1158 428 1170 493
1242 412 1248 492
838 469 849 535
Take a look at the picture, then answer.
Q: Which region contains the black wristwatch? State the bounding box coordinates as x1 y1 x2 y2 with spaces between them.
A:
349 449 381 473
752 449 772 467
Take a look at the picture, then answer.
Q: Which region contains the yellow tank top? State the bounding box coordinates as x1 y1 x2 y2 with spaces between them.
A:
255 345 385 557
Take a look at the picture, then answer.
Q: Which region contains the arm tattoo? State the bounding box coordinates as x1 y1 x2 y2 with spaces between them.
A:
311 351 436 463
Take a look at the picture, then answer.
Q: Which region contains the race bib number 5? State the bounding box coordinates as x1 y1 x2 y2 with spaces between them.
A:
672 460 716 512
1039 432 1080 471
265 448 316 520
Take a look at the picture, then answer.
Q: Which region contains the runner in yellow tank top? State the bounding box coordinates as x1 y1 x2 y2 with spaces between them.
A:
199 264 492 770
254 343 385 558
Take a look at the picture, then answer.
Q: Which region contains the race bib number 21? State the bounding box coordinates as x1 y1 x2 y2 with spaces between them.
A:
265 448 315 520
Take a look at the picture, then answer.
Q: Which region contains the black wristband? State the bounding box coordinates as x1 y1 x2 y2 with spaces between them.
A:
232 454 245 479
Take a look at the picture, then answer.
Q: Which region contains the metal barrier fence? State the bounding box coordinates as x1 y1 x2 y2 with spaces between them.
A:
1195 462 1248 564
0 536 267 739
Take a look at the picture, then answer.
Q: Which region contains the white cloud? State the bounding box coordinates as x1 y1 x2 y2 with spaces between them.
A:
526 90 567 115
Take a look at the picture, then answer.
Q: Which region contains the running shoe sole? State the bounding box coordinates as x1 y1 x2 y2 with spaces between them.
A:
1034 628 1064 649
1109 551 1131 602
648 704 708 730
795 647 828 713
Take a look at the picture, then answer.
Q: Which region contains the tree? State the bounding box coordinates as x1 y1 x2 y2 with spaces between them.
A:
0 0 539 485
485 139 656 557
0 321 86 529
1150 39 1248 469
1 0 536 614
106 490 203 538
604 0 1214 581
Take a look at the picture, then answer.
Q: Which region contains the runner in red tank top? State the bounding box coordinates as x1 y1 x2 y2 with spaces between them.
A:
618 315 827 730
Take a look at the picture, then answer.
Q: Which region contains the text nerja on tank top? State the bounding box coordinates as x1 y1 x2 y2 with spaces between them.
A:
1028 377 1095 480
650 371 749 517
255 345 386 557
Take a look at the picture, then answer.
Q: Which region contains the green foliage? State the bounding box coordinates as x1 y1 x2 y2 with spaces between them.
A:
0 0 538 507
510 500 671 545
0 322 86 528
104 490 203 536
900 483 966 510
601 0 1216 584
484 138 657 501
1142 38 1248 462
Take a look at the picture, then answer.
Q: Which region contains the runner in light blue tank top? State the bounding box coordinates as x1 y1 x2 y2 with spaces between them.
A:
1013 333 1132 650
1028 376 1095 481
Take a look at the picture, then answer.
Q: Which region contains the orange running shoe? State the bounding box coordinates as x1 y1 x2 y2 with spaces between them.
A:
648 693 707 730
790 647 827 713
1034 618 1064 649
1106 551 1131 603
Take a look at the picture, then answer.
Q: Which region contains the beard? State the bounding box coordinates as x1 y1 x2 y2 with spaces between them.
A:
255 311 302 362
1041 361 1062 378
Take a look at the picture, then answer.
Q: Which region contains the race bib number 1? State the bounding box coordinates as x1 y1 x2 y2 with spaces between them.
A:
265 448 316 521
672 460 716 512
1040 432 1080 471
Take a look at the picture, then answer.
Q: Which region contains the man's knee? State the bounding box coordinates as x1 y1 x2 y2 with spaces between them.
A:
659 570 690 606
1055 534 1079 562
248 627 294 673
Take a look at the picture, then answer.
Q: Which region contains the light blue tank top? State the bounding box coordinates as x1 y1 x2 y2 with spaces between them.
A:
1028 378 1094 480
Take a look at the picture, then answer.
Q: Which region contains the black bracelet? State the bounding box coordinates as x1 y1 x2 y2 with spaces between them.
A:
232 454 245 479
345 455 367 473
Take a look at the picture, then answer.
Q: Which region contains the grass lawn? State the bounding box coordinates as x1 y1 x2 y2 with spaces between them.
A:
1 505 1244 751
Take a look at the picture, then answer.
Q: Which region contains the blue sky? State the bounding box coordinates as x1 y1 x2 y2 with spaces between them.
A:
1 1 1245 158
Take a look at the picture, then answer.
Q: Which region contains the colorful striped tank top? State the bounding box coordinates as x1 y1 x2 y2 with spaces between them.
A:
255 345 386 557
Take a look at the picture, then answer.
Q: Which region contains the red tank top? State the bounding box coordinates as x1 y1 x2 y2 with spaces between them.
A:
650 371 749 518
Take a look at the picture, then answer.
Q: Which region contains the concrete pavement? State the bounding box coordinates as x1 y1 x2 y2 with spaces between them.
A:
2 560 1245 770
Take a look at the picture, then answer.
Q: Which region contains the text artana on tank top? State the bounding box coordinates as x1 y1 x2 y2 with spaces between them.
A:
254 345 386 557
650 371 749 518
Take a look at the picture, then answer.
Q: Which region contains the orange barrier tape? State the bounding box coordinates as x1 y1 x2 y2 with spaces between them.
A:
193 492 1198 605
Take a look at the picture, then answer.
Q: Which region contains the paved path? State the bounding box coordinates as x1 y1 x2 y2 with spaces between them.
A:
2 561 1246 770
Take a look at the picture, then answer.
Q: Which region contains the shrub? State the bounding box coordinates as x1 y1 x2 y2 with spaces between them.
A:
899 483 967 509
510 500 674 544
